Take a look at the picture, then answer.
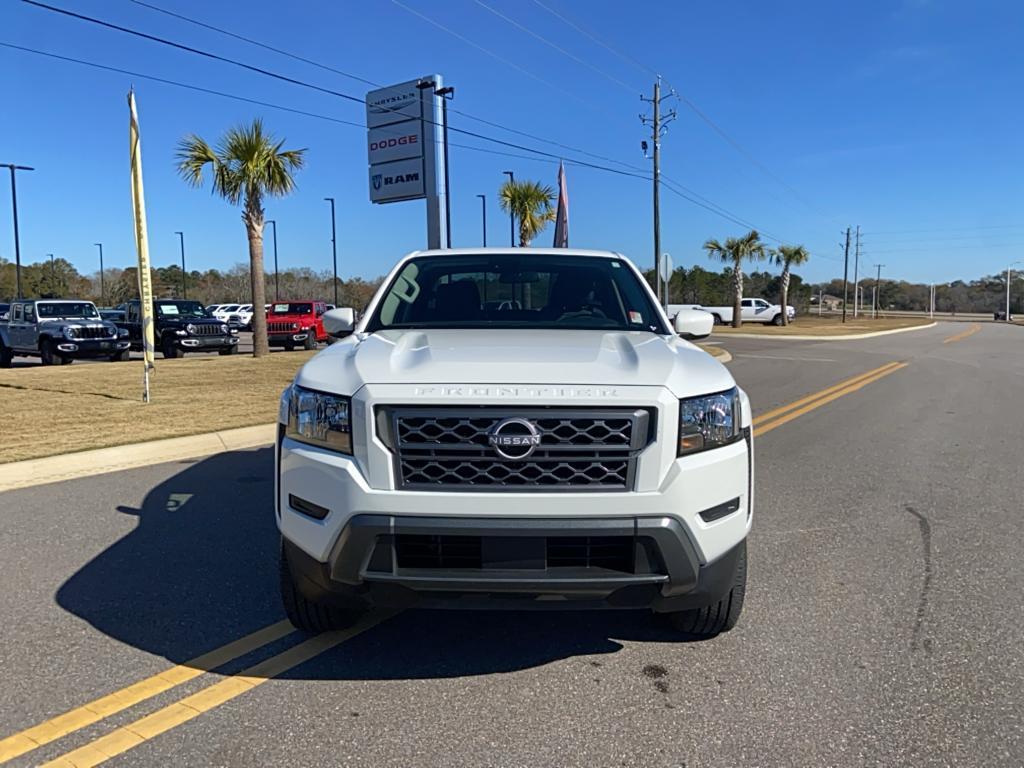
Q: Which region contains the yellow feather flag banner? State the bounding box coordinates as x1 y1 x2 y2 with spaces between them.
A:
128 88 156 402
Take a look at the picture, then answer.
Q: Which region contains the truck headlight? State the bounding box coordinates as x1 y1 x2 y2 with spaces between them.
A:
220 323 229 334
286 385 352 454
63 326 79 339
678 388 741 455
117 328 129 338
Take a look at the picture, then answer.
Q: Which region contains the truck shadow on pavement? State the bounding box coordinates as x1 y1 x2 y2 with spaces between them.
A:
55 448 690 679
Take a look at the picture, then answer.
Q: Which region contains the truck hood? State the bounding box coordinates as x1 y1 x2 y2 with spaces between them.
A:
295 329 734 399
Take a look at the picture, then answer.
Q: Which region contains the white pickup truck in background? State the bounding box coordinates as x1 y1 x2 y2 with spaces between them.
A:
698 298 795 326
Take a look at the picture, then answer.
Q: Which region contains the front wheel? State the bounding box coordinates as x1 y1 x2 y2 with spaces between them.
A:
303 333 317 351
279 541 368 633
162 337 182 359
772 313 784 326
109 349 130 362
218 345 237 356
665 540 746 638
711 314 723 326
40 339 58 366
0 343 13 368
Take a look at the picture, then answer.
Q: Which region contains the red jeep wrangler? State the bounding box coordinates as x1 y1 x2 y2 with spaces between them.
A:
266 301 329 350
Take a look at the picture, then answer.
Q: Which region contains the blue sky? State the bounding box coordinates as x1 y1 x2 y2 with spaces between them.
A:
2 0 1022 286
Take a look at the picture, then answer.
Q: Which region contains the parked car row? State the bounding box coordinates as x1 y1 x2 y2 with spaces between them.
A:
0 296 339 367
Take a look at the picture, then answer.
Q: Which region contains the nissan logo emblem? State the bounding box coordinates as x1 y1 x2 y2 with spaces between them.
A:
488 418 541 460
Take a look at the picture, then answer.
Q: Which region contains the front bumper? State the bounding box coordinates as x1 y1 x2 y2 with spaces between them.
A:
269 332 309 346
56 339 130 357
176 335 238 349
282 513 746 611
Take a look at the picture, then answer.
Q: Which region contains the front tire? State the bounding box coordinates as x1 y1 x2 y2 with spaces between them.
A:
218 345 237 356
772 313 784 326
666 540 746 638
40 339 58 366
303 332 317 351
279 542 368 633
0 343 13 368
162 337 182 359
109 350 130 362
712 314 723 326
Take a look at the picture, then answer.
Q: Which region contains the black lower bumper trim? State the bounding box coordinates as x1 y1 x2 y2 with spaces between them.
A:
283 515 746 611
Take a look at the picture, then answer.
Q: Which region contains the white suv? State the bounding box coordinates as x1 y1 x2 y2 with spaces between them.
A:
276 249 752 638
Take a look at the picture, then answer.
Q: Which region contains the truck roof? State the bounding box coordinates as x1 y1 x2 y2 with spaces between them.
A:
406 248 624 259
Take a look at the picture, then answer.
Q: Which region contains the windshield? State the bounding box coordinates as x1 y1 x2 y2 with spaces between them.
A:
366 254 667 333
271 303 313 315
219 305 239 313
155 301 209 318
37 302 100 320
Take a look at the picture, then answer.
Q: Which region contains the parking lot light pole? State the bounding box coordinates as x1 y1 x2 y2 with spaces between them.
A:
1 163 34 299
266 219 279 301
174 231 186 298
47 253 55 297
1008 261 1022 321
94 243 104 305
503 171 515 246
476 194 486 246
324 197 338 306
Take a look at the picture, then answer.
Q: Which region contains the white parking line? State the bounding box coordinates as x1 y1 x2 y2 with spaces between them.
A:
734 353 837 362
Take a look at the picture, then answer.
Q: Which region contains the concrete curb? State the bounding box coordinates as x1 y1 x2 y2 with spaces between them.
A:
700 345 733 363
714 321 937 342
0 423 276 493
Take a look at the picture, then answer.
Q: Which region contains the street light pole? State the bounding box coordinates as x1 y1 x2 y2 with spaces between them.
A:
502 171 515 246
174 231 186 298
1008 262 1022 322
324 197 338 306
873 264 885 320
476 195 486 246
435 86 454 248
1 163 34 299
47 253 55 297
266 220 279 301
94 243 104 305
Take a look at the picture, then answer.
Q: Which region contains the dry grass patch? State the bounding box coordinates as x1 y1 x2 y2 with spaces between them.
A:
0 351 316 463
712 316 933 336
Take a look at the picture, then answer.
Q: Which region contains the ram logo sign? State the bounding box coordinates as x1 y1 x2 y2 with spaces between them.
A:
367 157 425 203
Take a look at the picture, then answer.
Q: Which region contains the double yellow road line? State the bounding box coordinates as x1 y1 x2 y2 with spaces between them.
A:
1 360 910 766
1 612 394 767
753 360 908 436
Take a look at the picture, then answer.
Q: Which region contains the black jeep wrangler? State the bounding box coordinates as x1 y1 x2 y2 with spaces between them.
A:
119 299 239 358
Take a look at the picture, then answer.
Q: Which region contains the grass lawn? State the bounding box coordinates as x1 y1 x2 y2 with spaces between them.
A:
0 351 315 463
712 315 934 336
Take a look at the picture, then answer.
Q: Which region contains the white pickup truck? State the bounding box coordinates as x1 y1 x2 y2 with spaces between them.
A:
275 248 753 639
701 298 795 326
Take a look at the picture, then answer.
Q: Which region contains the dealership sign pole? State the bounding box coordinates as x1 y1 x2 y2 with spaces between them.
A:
366 75 448 249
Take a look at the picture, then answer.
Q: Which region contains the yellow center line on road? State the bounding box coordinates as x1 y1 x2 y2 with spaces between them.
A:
0 620 294 764
754 362 909 436
41 610 397 768
943 323 981 344
752 361 904 427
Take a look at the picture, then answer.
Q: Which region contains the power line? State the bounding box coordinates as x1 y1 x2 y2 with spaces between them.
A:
16 1 806 240
127 0 646 173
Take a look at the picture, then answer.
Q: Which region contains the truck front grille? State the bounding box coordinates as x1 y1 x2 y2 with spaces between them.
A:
383 407 652 492
77 325 115 339
192 323 224 336
268 321 297 334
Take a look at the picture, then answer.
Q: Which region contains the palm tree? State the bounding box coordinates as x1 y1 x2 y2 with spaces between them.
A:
499 180 556 246
772 244 810 326
176 119 306 357
703 230 767 328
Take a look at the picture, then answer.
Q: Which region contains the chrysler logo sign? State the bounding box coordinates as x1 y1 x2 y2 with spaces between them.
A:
488 418 542 460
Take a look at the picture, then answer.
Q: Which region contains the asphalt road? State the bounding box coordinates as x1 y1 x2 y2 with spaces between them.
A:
1 322 1021 767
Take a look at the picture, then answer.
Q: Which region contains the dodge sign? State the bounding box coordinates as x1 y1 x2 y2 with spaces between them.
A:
367 123 423 165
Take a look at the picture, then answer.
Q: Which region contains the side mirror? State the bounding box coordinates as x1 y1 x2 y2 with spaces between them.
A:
322 307 356 338
673 308 714 340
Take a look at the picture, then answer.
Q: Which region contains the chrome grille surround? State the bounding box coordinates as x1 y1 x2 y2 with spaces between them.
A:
380 407 653 492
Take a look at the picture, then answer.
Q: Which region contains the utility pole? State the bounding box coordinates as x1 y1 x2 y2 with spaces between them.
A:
48 253 55 297
640 78 677 300
1009 262 1022 321
266 220 279 300
324 197 338 306
476 195 486 246
852 225 861 317
435 86 454 248
873 264 885 319
930 283 935 318
1 163 34 299
502 171 515 246
818 289 823 316
174 231 187 298
94 243 104 306
841 228 851 324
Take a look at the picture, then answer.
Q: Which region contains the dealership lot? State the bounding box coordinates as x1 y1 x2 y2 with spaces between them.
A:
1 323 1021 767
